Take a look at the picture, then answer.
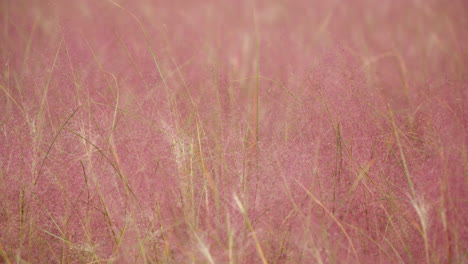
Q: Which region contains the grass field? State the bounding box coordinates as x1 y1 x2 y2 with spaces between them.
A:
0 0 467 263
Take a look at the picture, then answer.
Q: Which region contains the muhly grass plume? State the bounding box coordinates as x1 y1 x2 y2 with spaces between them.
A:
0 0 467 263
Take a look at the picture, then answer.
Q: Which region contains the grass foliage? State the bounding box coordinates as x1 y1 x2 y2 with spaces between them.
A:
0 0 467 263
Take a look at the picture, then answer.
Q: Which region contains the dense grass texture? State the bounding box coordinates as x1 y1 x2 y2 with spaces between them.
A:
0 0 467 263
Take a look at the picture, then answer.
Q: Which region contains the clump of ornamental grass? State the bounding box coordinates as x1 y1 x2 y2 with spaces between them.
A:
0 0 466 263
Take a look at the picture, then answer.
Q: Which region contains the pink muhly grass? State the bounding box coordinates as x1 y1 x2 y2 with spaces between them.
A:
0 0 467 263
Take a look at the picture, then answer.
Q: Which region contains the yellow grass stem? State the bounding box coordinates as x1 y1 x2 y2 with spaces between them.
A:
295 180 359 262
234 194 268 264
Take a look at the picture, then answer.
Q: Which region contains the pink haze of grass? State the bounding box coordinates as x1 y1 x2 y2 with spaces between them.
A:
0 0 467 263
